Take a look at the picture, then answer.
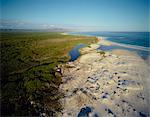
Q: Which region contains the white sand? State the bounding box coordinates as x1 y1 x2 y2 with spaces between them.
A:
61 32 68 35
59 39 150 117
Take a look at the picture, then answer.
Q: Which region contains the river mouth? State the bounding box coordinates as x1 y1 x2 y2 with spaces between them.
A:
69 44 87 62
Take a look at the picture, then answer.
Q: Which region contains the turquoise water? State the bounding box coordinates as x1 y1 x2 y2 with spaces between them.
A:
69 32 150 59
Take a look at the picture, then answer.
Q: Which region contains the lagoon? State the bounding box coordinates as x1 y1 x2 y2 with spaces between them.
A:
69 44 87 61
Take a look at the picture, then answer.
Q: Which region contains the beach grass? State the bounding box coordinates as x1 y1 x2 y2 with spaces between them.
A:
1 32 97 116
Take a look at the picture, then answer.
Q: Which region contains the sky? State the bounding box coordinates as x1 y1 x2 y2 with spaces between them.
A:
1 0 149 31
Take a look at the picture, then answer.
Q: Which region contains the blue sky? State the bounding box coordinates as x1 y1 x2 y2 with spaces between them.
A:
1 0 149 31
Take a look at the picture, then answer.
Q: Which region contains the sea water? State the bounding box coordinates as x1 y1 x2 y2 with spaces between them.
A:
69 32 150 59
70 32 149 47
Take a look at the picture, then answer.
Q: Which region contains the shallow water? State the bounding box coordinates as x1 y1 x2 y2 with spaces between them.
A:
78 106 92 117
69 44 87 61
98 44 150 60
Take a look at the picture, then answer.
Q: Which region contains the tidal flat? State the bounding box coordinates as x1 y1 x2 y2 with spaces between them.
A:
1 32 97 116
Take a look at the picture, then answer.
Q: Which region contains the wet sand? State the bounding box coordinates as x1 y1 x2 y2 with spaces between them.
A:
59 38 150 117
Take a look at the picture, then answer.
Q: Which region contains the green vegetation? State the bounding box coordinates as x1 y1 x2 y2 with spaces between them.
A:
97 50 106 59
98 51 105 55
1 32 97 116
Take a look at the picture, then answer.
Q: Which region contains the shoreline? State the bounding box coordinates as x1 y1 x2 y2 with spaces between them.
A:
65 32 150 58
65 32 150 51
80 36 149 61
97 37 150 65
63 32 149 65
98 36 150 52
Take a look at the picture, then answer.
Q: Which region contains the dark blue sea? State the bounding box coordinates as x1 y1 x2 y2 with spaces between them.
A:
69 32 150 60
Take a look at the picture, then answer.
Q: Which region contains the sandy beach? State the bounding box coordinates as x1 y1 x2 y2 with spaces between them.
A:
59 38 150 117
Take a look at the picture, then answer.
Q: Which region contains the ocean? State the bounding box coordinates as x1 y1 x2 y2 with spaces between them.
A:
69 32 150 59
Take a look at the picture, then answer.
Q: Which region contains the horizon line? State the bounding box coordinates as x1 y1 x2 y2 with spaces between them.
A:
0 28 149 33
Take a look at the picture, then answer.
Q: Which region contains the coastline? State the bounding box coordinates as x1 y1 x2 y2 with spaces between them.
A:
59 36 150 117
98 36 150 65
66 32 150 60
98 36 150 52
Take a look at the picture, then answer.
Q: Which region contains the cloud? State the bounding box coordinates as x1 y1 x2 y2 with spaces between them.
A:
0 19 102 31
40 24 55 29
0 20 57 29
50 25 55 27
